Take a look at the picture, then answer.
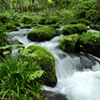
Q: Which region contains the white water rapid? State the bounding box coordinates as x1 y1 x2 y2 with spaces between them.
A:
9 26 100 100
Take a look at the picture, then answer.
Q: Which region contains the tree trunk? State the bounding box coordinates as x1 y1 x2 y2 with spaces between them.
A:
12 0 15 10
16 0 19 10
32 0 34 4
20 0 23 12
0 0 2 10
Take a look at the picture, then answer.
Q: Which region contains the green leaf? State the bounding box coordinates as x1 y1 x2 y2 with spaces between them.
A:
0 45 10 49
3 51 10 55
29 70 44 80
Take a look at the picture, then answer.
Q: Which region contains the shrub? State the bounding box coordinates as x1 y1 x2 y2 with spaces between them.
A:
27 27 57 41
5 22 18 32
38 17 46 24
77 19 92 25
21 16 33 24
90 24 100 31
86 10 98 24
45 16 59 24
0 13 9 23
61 24 88 35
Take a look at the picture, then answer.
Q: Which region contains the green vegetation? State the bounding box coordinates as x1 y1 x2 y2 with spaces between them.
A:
27 45 57 87
0 27 9 57
90 24 100 31
27 27 57 41
61 24 88 35
0 0 100 99
79 32 100 55
0 46 45 100
59 34 79 52
5 22 18 32
21 16 34 24
49 23 59 28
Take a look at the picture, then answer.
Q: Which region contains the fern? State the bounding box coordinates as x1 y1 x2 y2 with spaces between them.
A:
29 70 45 80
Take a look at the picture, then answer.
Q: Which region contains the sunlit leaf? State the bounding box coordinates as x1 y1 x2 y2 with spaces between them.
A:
3 51 10 55
0 45 10 49
29 70 44 80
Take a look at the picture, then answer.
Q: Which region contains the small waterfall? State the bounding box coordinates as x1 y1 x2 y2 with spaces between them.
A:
87 26 100 33
9 26 100 100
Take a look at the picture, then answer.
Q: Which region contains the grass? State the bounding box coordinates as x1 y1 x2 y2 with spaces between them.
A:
0 47 45 100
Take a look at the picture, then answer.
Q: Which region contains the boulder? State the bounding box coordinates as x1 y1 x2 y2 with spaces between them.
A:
49 23 60 28
61 24 88 35
79 32 100 56
27 45 57 87
59 34 79 52
27 27 57 41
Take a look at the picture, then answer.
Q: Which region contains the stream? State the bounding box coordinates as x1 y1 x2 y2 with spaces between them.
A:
8 25 100 100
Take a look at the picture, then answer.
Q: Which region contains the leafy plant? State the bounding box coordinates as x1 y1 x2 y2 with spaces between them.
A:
0 46 45 100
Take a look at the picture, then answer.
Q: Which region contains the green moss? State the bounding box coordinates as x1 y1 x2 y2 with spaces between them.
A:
27 45 57 87
79 32 100 56
61 24 88 35
27 27 57 41
59 34 79 52
5 23 18 32
90 24 100 31
14 22 20 26
49 23 60 28
69 20 78 24
20 24 32 29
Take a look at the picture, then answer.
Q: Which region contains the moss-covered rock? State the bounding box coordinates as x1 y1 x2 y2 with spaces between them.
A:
27 45 57 87
59 34 79 52
49 23 60 28
90 24 100 31
14 22 20 26
79 32 100 56
5 23 18 32
20 24 32 29
61 24 88 35
27 27 57 41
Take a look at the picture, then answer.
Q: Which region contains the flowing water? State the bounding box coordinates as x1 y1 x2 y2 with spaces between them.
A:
9 26 100 100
